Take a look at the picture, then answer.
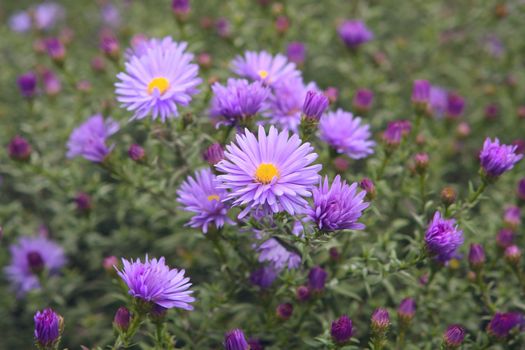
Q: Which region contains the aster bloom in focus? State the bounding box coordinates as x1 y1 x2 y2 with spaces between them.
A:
425 211 464 263
177 168 233 233
487 312 524 338
263 77 318 131
319 109 375 159
231 50 300 87
66 114 119 162
210 78 269 126
116 38 201 122
216 126 321 218
331 315 353 344
116 255 195 310
382 120 412 146
338 20 373 48
224 329 249 350
4 236 66 296
479 138 523 179
34 308 63 349
308 175 369 232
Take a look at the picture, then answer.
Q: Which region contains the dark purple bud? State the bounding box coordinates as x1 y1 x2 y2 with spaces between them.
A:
496 228 514 249
503 206 520 228
302 91 329 121
8 136 32 161
331 315 353 344
74 192 92 212
411 79 431 110
224 329 249 350
468 244 485 270
215 18 231 38
504 245 521 266
487 312 524 339
308 266 327 293
414 152 429 174
485 103 500 120
352 88 374 114
17 72 37 98
338 20 374 49
203 143 224 165
443 324 465 348
382 120 411 146
360 178 376 200
275 16 290 35
296 285 310 301
197 52 212 69
517 178 525 200
397 298 416 324
329 247 340 261
27 251 45 274
172 0 190 20
34 308 63 348
128 144 146 162
371 308 390 333
286 42 306 66
324 87 339 104
45 38 66 64
276 303 293 320
113 307 131 332
446 93 465 119
250 266 277 289
440 187 457 206
100 31 120 61
247 338 263 350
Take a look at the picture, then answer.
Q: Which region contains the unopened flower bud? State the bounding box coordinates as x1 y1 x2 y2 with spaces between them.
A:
360 178 376 200
353 88 374 114
128 144 146 162
468 244 485 271
296 285 310 301
8 136 32 161
74 192 92 212
113 307 131 332
203 143 224 166
443 324 465 349
504 245 521 266
333 156 349 173
371 308 390 333
275 16 289 35
496 228 514 249
329 247 340 261
397 298 416 325
324 87 338 104
276 303 293 320
308 266 327 293
456 122 470 138
331 315 353 344
197 52 212 70
441 186 456 206
414 152 429 174
103 256 119 273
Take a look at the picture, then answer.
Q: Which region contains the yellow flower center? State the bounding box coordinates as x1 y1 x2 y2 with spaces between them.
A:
255 163 279 184
147 77 170 95
207 194 220 202
258 70 269 80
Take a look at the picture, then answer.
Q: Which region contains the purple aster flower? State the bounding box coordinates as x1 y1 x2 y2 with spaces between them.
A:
468 243 485 270
382 120 412 146
177 168 233 233
224 329 249 350
446 93 465 119
504 205 520 228
17 72 38 98
331 315 353 344
101 4 121 27
487 312 524 338
338 20 374 48
8 135 32 161
518 178 525 200
319 109 375 159
308 175 369 232
116 38 201 122
397 298 416 323
430 86 448 118
210 79 269 126
263 77 318 131
308 266 327 292
257 236 301 271
479 138 523 178
286 42 306 66
231 51 300 87
66 114 119 162
9 11 31 33
371 308 390 332
34 308 62 348
425 211 464 263
250 266 278 289
302 90 329 121
4 236 66 296
496 228 514 248
34 3 65 31
443 324 465 348
216 126 322 218
116 255 195 310
352 88 374 113
45 37 66 63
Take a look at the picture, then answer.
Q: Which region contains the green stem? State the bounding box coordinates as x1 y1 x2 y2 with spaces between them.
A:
155 322 165 350
395 328 406 350
468 181 487 204
376 153 391 180
419 174 426 214
476 273 496 313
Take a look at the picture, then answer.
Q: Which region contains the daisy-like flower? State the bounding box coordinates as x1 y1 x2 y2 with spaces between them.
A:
425 211 464 263
319 109 375 159
4 236 66 297
66 114 119 162
115 38 201 122
116 255 195 310
263 77 318 132
177 168 233 233
479 137 523 179
216 126 322 218
231 50 300 87
210 78 269 126
308 175 369 232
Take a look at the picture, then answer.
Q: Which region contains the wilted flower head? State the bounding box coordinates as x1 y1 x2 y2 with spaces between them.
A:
443 324 465 348
425 211 464 263
286 42 306 66
468 243 485 270
34 308 62 348
503 205 520 228
319 109 375 159
397 298 416 323
302 90 329 121
382 120 412 146
17 72 37 98
487 312 524 338
308 175 369 232
308 266 327 292
5 236 66 296
210 78 269 126
66 114 119 162
116 255 195 310
116 37 201 122
338 20 373 48
177 168 233 233
8 135 32 161
479 138 522 179
231 50 300 87
353 88 374 113
331 315 353 344
224 329 249 350
216 126 321 218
